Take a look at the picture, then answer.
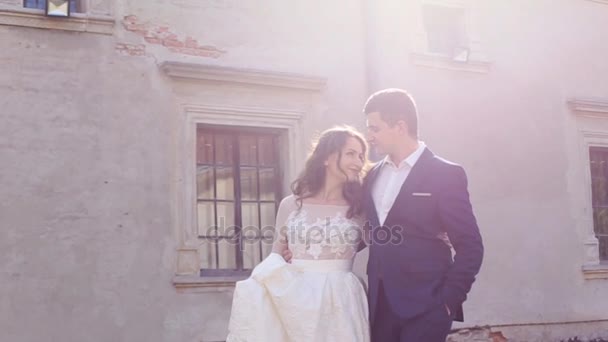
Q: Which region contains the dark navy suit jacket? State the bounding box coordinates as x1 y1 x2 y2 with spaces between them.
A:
363 147 483 323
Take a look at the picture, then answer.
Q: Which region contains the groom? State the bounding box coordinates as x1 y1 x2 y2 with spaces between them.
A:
363 88 483 342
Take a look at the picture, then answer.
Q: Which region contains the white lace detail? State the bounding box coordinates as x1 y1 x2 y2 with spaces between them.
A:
285 208 362 260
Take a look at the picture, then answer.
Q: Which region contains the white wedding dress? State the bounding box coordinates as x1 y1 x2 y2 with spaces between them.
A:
226 195 370 342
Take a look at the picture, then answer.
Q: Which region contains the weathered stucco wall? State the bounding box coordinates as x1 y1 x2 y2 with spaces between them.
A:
0 1 368 341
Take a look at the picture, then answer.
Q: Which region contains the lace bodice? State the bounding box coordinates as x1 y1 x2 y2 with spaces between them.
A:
273 195 363 260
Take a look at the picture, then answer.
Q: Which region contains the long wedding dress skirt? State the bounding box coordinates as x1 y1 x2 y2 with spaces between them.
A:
226 253 370 342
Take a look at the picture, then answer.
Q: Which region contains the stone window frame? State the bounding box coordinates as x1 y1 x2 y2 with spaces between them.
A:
161 61 326 291
410 0 491 73
569 98 608 280
0 0 114 35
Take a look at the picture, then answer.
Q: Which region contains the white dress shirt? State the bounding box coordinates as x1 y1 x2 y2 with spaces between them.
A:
372 142 427 226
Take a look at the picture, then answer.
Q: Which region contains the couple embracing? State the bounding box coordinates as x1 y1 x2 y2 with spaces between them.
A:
227 88 484 342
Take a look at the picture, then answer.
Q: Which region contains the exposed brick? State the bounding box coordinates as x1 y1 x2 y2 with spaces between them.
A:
123 15 138 24
115 43 146 57
195 49 221 58
144 37 162 44
448 327 491 342
185 37 198 48
199 45 221 51
144 30 157 39
167 47 222 58
122 15 226 59
447 327 508 342
163 39 184 48
490 331 508 342
125 23 146 32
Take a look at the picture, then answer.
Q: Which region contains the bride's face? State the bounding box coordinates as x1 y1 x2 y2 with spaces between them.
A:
325 137 365 183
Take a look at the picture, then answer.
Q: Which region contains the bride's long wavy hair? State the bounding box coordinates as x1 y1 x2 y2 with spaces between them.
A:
291 126 368 219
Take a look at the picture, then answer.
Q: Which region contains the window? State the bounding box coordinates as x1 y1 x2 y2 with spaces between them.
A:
410 1 490 72
569 99 608 278
422 4 468 57
196 126 282 277
163 62 319 288
0 0 113 34
589 147 608 261
23 0 81 13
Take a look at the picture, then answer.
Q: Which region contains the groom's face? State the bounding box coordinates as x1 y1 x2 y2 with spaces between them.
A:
365 111 402 156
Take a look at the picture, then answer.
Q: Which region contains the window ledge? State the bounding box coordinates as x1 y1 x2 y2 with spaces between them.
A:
582 263 608 280
173 274 247 293
410 52 491 74
0 5 114 35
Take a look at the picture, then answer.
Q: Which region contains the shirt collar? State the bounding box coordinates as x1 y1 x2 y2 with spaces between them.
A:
383 141 426 170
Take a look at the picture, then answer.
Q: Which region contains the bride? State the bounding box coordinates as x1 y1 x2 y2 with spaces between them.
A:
227 126 370 342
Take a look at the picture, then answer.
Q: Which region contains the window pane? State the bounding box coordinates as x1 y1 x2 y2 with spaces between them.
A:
259 168 277 201
215 167 234 200
196 129 213 164
241 202 259 229
258 136 276 166
197 202 214 237
590 149 608 206
69 0 78 12
23 0 44 9
199 239 217 269
216 202 235 236
260 202 277 248
196 165 214 200
260 202 276 230
218 238 238 269
594 208 608 236
215 134 233 165
242 239 262 269
24 0 80 12
261 238 274 261
240 167 258 200
241 202 261 269
599 237 608 261
239 135 257 165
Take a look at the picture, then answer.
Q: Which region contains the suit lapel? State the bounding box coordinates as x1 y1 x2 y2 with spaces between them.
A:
384 147 434 224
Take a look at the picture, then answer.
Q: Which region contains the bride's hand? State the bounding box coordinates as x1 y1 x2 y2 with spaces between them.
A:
282 248 293 263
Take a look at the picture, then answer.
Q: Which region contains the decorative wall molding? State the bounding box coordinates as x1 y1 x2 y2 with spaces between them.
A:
183 104 304 122
161 61 327 91
568 98 608 118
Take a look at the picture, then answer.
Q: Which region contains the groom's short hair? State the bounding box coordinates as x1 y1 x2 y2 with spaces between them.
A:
363 88 418 139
